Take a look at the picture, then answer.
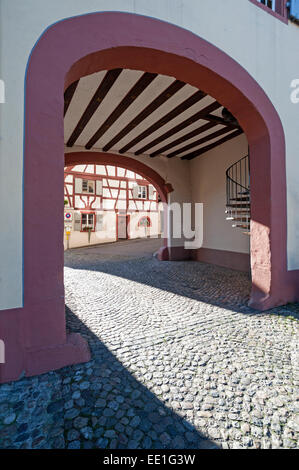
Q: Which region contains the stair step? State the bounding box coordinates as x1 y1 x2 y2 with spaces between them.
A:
226 214 251 219
227 201 250 206
227 217 250 222
238 190 250 195
229 197 250 202
232 224 250 229
226 204 250 208
225 209 250 214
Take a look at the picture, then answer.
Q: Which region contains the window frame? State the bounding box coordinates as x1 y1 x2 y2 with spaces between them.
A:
249 0 288 23
80 211 96 232
137 185 147 199
82 179 95 194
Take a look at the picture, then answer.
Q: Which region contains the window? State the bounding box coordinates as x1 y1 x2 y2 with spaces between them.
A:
257 0 276 11
81 213 95 230
74 212 81 231
137 185 147 199
82 179 95 194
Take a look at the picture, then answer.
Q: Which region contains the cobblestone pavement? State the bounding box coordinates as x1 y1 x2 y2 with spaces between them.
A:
0 239 298 449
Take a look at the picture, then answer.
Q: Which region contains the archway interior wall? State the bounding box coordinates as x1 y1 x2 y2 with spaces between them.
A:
190 134 250 262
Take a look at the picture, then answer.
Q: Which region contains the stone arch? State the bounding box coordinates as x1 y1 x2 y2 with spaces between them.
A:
1 11 296 383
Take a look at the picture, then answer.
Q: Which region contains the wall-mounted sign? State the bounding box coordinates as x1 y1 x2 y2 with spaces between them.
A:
64 212 73 221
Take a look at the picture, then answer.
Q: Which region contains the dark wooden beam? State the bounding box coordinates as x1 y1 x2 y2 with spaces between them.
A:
66 69 122 147
149 122 216 158
134 101 221 156
119 89 206 154
203 114 240 128
85 72 157 150
181 129 243 160
167 126 235 158
102 79 186 152
64 80 79 116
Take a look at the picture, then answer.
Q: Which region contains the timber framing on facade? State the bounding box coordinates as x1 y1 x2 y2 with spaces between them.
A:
63 164 162 248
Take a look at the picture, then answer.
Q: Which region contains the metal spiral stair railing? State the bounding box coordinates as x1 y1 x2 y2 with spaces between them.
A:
226 154 250 234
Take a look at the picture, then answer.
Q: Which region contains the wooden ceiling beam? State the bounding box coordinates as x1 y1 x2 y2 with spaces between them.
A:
149 122 216 158
102 80 186 152
203 114 240 128
64 80 79 117
66 68 122 147
85 72 157 150
167 126 236 158
119 89 207 154
134 101 221 156
181 129 243 160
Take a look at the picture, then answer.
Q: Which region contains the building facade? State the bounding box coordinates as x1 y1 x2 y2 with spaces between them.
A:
63 164 162 248
0 0 298 382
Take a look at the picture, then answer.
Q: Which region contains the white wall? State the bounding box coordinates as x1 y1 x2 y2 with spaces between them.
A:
0 0 299 309
64 211 117 249
63 209 161 249
191 134 250 254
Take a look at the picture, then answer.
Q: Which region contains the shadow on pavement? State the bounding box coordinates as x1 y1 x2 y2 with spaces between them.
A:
64 305 220 449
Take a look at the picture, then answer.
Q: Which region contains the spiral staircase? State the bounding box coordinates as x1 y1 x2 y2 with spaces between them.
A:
225 155 250 234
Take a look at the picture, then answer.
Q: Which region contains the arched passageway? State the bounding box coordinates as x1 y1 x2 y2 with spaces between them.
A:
1 11 297 383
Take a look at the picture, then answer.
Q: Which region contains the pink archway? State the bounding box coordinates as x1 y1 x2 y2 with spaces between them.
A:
1 11 298 383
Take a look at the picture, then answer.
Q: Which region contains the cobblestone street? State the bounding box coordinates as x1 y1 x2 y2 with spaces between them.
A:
0 239 298 449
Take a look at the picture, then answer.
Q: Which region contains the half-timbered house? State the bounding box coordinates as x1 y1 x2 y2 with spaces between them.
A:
64 164 163 248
